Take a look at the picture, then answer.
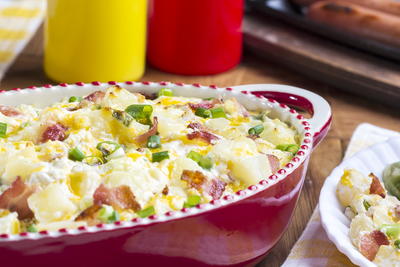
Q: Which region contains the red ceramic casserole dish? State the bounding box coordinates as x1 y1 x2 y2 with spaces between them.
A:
0 82 331 267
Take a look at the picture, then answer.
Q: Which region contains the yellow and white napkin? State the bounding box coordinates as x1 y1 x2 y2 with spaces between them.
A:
0 0 45 81
282 123 400 267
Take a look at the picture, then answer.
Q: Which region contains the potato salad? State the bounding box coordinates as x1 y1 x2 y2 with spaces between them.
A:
337 169 400 266
0 86 299 234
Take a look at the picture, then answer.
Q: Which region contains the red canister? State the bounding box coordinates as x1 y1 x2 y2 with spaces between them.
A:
148 0 244 75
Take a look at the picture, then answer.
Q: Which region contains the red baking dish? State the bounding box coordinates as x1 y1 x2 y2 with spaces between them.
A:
0 82 331 267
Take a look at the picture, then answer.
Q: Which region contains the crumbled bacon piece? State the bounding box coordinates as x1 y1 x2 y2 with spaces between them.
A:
187 131 219 144
135 117 158 143
267 154 280 174
93 184 141 211
181 170 207 191
369 173 386 198
75 204 102 225
187 122 206 131
360 230 389 261
0 177 35 220
84 91 105 103
208 179 226 200
41 123 68 143
188 99 222 110
162 186 169 195
0 105 21 117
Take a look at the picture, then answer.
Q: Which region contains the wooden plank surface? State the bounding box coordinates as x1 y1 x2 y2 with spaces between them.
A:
243 14 400 107
2 30 400 267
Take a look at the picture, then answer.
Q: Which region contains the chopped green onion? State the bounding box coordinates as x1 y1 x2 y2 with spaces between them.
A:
187 150 213 170
252 113 265 121
276 144 289 151
198 157 213 170
210 107 226 118
286 144 300 154
137 206 155 218
147 135 161 149
68 96 82 103
98 205 120 223
276 144 300 155
203 97 214 101
183 195 201 208
27 224 37 233
187 151 202 163
68 147 85 161
158 88 173 97
96 141 121 157
82 156 104 166
395 240 400 249
248 124 264 136
152 151 169 162
125 104 153 125
195 108 211 118
381 224 400 239
0 122 7 138
112 110 133 127
363 200 371 211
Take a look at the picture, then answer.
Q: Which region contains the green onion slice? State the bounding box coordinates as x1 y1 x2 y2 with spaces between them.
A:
112 110 133 127
210 107 227 118
68 147 85 161
0 122 7 138
187 150 213 170
363 200 371 211
152 151 169 162
195 108 211 118
27 224 37 233
198 157 213 170
147 135 161 149
187 151 202 163
137 206 155 218
248 124 264 136
96 141 121 157
276 144 300 155
98 205 120 223
158 88 173 97
183 195 201 208
125 104 153 125
381 224 400 239
395 240 400 249
68 96 83 103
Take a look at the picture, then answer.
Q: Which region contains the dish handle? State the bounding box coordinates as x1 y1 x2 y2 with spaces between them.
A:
230 84 332 148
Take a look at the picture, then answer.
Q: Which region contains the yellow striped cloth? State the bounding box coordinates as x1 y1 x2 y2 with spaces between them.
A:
0 0 45 80
282 123 400 267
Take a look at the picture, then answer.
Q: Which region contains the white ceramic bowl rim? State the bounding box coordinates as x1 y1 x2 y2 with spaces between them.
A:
0 81 330 241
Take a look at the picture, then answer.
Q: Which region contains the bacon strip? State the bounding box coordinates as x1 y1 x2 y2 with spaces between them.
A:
360 230 389 261
0 177 35 220
75 204 102 226
187 122 206 131
135 117 158 143
369 173 386 198
0 105 21 117
267 154 280 174
188 99 222 110
187 131 219 144
181 170 207 191
208 179 227 200
93 184 141 211
84 91 105 103
41 123 68 143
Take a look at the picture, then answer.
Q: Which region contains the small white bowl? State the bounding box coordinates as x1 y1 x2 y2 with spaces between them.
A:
320 137 400 267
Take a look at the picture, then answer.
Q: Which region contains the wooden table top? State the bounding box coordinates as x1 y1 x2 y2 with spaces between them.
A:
2 32 400 267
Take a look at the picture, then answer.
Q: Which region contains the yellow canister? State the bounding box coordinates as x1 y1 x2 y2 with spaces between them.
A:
44 0 146 83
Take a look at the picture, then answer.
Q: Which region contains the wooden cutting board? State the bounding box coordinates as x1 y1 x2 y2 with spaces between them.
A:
243 14 400 108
